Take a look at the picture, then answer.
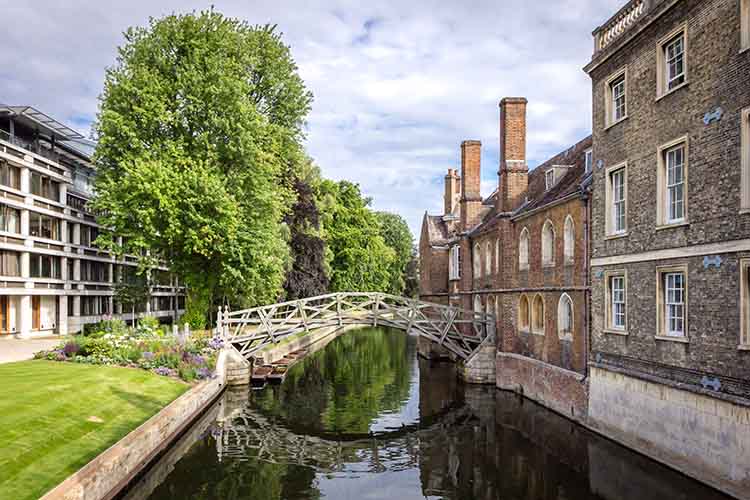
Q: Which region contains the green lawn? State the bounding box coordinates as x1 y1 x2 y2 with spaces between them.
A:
0 360 188 500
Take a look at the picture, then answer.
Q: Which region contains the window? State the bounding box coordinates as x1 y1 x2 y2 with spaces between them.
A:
656 265 688 339
742 108 750 212
0 250 20 276
0 162 20 190
474 294 482 313
473 243 481 278
30 172 60 201
449 245 461 280
740 259 750 347
531 294 545 335
485 241 492 276
29 212 61 240
80 225 100 248
658 138 688 225
542 220 555 266
495 239 500 275
81 296 111 316
584 149 593 174
608 274 627 331
80 260 110 283
743 0 750 51
606 164 627 235
545 169 555 190
563 215 574 264
0 205 20 234
518 294 530 332
486 297 493 318
657 26 688 97
519 228 529 270
557 293 573 341
30 254 61 279
605 69 627 127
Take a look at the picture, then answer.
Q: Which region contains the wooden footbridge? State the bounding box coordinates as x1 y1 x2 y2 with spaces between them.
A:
218 292 495 362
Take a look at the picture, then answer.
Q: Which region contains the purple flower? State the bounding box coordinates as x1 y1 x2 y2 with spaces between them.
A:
55 352 67 362
197 367 212 379
142 351 154 360
154 366 175 377
208 336 223 350
63 342 80 356
191 355 205 366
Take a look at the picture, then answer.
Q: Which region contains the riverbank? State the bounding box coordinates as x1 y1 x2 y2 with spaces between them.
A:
0 360 188 500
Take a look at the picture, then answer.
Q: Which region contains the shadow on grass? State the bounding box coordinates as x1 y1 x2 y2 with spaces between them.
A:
109 386 174 414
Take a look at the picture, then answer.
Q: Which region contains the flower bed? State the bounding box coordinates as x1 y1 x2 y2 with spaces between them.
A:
35 318 223 383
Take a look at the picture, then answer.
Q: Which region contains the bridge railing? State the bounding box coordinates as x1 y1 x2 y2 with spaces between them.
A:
218 292 495 361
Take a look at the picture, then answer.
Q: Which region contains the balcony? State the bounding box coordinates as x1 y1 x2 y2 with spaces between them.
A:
0 129 69 179
592 0 656 56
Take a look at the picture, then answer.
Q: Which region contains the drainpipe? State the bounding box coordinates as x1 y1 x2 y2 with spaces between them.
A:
582 190 591 380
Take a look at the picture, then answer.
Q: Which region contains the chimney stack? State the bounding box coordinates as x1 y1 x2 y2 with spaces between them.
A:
460 140 483 229
444 168 460 215
497 97 528 212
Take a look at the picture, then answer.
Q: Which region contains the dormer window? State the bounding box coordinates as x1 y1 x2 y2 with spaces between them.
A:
545 170 555 190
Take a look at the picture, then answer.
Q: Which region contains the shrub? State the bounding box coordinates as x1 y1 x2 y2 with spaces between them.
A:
62 341 80 357
77 337 115 358
138 315 161 331
83 318 128 337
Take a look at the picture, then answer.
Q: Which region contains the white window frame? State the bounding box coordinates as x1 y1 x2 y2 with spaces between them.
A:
740 259 750 348
495 238 500 275
605 68 628 128
541 220 555 267
584 148 593 174
657 136 689 227
657 25 688 98
485 241 492 276
557 293 574 341
474 294 482 313
604 270 627 334
741 107 750 213
519 227 529 271
656 264 689 341
449 245 461 281
742 0 750 52
605 163 628 236
563 215 574 265
545 169 555 190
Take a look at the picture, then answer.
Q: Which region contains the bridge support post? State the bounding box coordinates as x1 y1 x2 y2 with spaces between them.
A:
416 336 453 361
459 340 496 384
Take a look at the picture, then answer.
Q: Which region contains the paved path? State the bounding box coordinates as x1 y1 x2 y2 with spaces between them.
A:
0 337 62 364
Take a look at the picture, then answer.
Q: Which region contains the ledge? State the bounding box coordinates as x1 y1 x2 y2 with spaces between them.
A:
604 231 629 241
603 328 629 336
655 81 689 102
655 221 689 231
604 115 628 131
654 334 689 344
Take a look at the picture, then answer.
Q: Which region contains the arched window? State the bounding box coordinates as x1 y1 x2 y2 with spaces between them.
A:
485 241 492 276
473 243 481 278
532 294 545 334
474 294 482 312
518 294 530 332
558 293 574 340
486 296 493 317
564 215 575 264
542 220 555 266
495 238 500 274
519 228 529 270
495 296 500 319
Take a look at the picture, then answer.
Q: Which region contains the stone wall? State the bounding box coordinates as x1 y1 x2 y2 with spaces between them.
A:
496 352 588 422
588 367 750 499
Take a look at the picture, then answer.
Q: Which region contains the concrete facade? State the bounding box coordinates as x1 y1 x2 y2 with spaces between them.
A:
0 106 184 338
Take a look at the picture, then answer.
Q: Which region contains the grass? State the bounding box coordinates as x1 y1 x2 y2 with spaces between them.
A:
0 360 188 500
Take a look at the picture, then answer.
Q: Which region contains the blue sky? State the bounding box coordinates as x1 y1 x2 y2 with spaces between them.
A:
0 0 623 236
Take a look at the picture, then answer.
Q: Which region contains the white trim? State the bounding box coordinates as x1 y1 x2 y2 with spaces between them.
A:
656 23 688 99
591 238 750 267
741 0 749 53
604 67 628 129
656 135 689 226
742 107 750 212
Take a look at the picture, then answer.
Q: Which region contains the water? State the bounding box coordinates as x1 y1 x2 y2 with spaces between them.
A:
132 327 731 500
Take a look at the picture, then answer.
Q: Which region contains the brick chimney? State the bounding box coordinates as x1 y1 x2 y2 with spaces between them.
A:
497 97 528 212
444 168 460 215
460 140 483 229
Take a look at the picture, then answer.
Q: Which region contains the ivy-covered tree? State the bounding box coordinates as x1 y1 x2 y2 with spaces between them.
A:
375 212 414 295
92 10 312 320
317 180 395 292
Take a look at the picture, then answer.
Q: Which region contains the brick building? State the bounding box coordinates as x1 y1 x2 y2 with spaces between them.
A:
419 98 593 420
584 0 750 496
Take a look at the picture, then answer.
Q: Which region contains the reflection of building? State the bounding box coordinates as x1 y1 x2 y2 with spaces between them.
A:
0 106 184 336
419 99 592 419
584 0 750 495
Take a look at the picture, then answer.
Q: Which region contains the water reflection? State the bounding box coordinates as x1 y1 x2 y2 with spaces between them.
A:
138 327 730 500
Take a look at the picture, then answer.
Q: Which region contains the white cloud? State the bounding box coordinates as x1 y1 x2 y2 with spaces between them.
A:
0 0 624 236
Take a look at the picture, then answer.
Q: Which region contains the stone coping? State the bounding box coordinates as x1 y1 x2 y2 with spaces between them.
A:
40 351 231 500
496 351 586 381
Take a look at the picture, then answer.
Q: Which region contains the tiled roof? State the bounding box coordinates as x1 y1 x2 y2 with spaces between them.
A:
424 214 450 246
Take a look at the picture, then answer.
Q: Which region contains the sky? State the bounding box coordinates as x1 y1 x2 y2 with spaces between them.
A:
0 0 623 237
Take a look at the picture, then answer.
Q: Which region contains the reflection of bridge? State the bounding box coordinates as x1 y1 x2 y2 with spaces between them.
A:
220 292 495 361
214 402 476 474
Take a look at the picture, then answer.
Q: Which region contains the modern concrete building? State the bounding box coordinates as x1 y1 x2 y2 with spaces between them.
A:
0 105 184 338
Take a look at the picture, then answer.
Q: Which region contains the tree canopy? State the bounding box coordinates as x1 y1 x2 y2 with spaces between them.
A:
375 212 414 296
92 10 312 313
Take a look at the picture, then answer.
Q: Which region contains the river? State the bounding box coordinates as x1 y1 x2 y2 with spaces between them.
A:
127 327 731 500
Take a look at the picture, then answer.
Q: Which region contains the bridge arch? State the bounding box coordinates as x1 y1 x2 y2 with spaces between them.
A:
220 292 495 362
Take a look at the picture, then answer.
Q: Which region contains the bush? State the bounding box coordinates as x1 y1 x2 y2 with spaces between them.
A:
83 318 128 337
77 337 116 358
138 315 161 331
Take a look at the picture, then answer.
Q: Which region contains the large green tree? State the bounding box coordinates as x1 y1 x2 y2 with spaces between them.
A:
375 212 414 295
317 180 395 292
92 10 312 317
